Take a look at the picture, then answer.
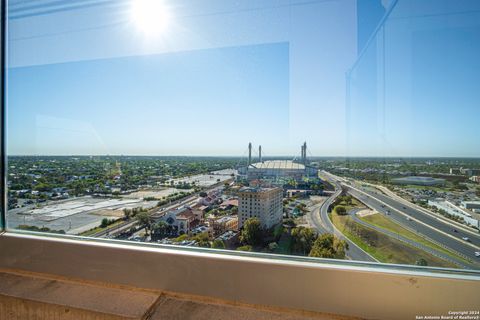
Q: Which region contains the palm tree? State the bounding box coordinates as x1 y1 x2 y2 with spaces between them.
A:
123 208 131 220
153 221 168 237
135 212 153 235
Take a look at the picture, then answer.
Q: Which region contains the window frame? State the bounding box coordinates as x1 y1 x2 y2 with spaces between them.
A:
0 1 479 319
0 0 5 231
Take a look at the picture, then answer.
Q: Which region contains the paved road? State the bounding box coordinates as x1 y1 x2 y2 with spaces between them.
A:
308 179 377 262
359 187 480 246
345 186 480 268
306 203 329 234
375 184 478 236
348 209 470 269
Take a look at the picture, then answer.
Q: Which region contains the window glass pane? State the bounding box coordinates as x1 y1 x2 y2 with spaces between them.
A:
6 0 480 271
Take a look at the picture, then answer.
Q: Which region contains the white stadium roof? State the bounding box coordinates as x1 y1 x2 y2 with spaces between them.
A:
249 160 305 170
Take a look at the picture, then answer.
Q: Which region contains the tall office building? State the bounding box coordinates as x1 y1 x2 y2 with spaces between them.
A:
238 187 283 229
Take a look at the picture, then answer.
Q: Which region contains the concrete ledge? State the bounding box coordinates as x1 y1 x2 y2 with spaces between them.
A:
150 295 360 320
0 270 360 320
1 233 479 320
0 272 161 319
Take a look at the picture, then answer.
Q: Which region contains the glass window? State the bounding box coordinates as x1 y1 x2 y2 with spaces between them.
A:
5 0 480 271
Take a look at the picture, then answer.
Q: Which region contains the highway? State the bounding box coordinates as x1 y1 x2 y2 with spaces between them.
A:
320 170 480 268
308 181 377 262
348 208 470 268
356 186 480 245
375 184 479 236
344 185 480 267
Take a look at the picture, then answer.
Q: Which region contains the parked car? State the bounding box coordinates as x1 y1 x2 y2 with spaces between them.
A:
462 237 470 242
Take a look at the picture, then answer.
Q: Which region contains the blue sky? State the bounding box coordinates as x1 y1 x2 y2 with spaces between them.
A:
6 0 480 157
8 43 290 155
347 0 480 157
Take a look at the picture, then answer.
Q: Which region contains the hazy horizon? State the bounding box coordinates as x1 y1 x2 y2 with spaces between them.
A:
7 153 480 160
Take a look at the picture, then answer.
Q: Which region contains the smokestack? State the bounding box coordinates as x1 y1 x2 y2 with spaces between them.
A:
301 144 305 164
259 145 262 162
248 142 252 165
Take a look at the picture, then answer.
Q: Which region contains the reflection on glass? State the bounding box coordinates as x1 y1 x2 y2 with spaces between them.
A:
6 0 480 271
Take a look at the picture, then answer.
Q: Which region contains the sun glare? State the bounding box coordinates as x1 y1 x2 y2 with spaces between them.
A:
131 0 171 36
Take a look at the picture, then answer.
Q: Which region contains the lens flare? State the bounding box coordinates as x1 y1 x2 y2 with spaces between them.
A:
131 0 171 36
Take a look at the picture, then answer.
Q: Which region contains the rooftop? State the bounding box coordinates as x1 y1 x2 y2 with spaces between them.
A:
216 230 237 241
216 216 238 224
176 208 195 220
462 201 480 204
221 199 239 207
391 176 446 185
393 176 445 182
249 160 306 170
238 186 280 193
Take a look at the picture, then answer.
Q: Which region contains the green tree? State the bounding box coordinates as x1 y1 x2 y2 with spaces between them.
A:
152 221 168 237
291 227 317 255
334 205 347 215
308 233 348 259
193 232 211 247
295 203 307 214
240 218 263 246
211 239 226 249
273 224 284 239
268 242 278 252
100 218 111 228
123 208 132 220
283 218 297 228
174 234 188 242
34 182 51 192
135 211 153 235
415 258 428 266
343 196 353 206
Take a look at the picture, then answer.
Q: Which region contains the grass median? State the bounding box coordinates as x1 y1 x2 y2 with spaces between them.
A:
330 211 459 268
360 213 470 264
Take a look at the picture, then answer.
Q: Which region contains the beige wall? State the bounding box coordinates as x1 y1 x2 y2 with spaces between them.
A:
238 188 282 229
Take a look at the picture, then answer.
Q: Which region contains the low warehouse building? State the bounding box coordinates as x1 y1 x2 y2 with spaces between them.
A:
391 176 445 186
